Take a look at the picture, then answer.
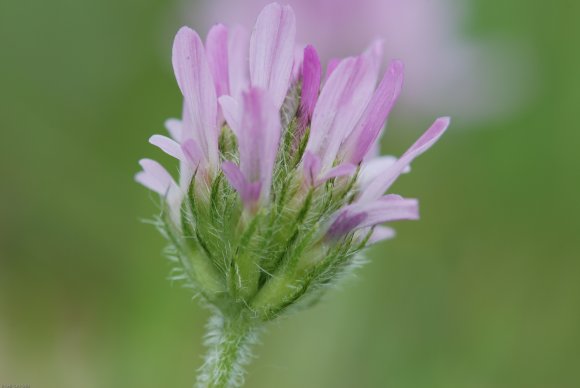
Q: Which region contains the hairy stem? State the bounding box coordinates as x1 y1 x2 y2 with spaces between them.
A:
196 313 259 388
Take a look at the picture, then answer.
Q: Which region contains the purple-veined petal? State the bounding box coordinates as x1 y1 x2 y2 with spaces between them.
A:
149 135 183 161
206 24 230 98
298 45 322 134
358 117 450 203
249 3 296 108
222 161 262 206
228 24 250 99
172 27 219 167
341 60 404 164
218 95 242 137
164 119 182 141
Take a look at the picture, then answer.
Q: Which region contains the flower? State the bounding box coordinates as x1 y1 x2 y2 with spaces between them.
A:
136 3 449 387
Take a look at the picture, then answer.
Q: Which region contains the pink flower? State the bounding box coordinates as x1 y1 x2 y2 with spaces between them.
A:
137 2 449 243
136 5 451 383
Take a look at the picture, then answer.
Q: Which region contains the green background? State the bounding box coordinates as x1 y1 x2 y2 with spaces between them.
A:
1 0 579 387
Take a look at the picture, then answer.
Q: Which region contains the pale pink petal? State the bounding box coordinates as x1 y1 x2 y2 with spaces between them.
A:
298 45 322 134
222 161 262 205
324 58 340 83
342 60 404 164
249 3 296 108
218 95 242 137
306 57 357 160
206 24 230 97
149 135 183 161
359 117 450 203
164 119 182 141
135 159 177 196
318 163 357 184
172 27 219 167
367 226 396 245
306 52 379 171
358 156 400 190
181 139 203 167
291 44 306 81
231 88 281 205
228 24 250 99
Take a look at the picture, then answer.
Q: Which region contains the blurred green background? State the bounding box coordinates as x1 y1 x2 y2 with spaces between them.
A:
1 0 579 387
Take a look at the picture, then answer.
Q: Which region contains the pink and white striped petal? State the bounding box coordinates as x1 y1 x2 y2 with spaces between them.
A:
172 27 219 167
249 3 296 109
227 25 250 99
206 24 230 98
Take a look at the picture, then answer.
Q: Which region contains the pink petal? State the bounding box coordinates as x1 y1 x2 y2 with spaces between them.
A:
367 226 396 245
172 27 219 167
298 45 322 133
306 52 380 171
291 43 306 82
218 95 242 137
135 159 176 196
324 58 341 83
359 117 450 203
358 156 399 190
222 161 262 206
206 24 230 98
249 3 296 108
318 163 357 184
342 60 404 164
149 134 183 161
356 196 419 228
327 195 419 239
230 88 281 205
227 24 250 99
181 139 203 167
164 119 182 141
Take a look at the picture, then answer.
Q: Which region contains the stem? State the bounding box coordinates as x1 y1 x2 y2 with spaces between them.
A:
196 313 259 388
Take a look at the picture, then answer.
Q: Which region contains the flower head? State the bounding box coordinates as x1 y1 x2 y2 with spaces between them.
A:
137 1 448 323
